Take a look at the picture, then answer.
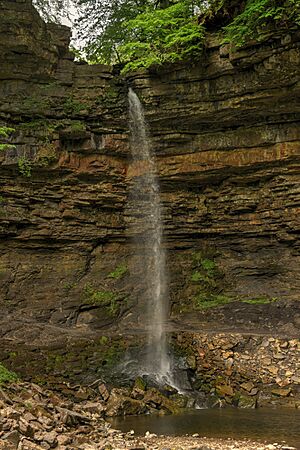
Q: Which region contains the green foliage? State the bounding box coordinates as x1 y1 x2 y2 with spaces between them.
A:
63 281 77 291
242 296 278 304
69 121 86 132
194 293 233 309
73 0 300 72
98 338 126 367
75 0 153 64
119 2 205 73
19 119 56 132
78 0 205 70
223 0 300 47
18 157 32 178
190 252 230 309
0 363 18 385
0 127 15 138
107 264 127 280
0 126 15 152
33 0 70 22
98 335 109 345
201 258 216 274
191 254 217 283
0 144 15 152
63 97 86 115
83 284 118 316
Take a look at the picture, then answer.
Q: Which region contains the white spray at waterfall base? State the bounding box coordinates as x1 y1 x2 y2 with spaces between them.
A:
128 88 174 385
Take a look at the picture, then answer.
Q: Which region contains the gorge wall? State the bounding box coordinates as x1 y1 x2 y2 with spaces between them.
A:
0 0 299 404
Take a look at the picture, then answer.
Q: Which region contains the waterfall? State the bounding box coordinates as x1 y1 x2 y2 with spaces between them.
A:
128 88 171 383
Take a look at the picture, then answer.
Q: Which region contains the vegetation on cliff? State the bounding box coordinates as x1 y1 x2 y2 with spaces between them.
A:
73 0 300 72
33 0 300 71
0 363 18 385
222 0 300 46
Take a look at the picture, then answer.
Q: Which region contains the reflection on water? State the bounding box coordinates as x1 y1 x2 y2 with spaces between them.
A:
110 408 300 448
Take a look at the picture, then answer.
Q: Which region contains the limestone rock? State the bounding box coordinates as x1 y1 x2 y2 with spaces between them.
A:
271 388 291 397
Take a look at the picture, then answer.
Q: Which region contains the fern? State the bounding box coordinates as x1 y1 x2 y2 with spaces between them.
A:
120 2 205 73
223 0 300 47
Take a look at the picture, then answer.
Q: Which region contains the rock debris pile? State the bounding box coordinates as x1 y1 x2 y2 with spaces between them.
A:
0 382 298 450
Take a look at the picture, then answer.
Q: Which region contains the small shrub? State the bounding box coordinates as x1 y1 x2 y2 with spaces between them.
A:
0 144 16 151
201 258 216 274
119 2 205 73
0 126 15 138
0 363 18 385
223 0 300 47
0 126 15 152
18 157 32 178
98 335 109 345
83 284 119 316
107 264 127 280
191 255 217 283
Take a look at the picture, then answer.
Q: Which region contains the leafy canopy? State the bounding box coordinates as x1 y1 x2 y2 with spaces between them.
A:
33 0 71 22
118 1 206 73
33 0 300 71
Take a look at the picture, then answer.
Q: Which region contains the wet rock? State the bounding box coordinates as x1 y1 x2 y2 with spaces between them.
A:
132 377 147 399
238 395 257 409
271 388 291 397
216 384 234 397
105 390 146 417
81 401 105 415
241 382 254 393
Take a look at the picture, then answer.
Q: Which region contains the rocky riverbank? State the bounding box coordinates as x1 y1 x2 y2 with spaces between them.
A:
0 382 297 450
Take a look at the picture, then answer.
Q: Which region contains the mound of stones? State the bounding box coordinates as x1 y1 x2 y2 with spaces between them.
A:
0 381 297 450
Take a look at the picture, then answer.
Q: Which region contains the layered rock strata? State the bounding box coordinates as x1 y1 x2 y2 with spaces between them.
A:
0 0 299 400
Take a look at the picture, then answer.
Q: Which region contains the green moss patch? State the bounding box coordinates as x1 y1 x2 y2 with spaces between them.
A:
242 297 278 305
107 264 127 280
194 293 233 309
0 363 18 384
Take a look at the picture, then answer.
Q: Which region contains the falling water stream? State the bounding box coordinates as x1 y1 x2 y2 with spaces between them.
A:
128 88 171 383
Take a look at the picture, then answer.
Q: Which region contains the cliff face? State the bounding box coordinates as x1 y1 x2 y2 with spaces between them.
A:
129 32 300 335
0 0 299 382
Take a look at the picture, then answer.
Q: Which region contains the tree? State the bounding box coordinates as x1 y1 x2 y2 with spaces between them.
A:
32 0 300 70
74 0 154 63
33 0 71 22
118 1 206 73
75 0 207 67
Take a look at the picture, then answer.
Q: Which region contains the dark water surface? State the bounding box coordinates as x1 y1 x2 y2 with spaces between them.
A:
110 408 300 448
